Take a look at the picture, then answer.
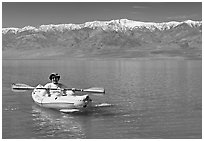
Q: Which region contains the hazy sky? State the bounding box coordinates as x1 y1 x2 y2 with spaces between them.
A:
2 2 202 28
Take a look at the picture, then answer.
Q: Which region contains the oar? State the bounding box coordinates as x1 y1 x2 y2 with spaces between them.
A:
11 83 105 94
11 83 35 92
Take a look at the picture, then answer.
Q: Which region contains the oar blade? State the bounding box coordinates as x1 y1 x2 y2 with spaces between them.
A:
11 83 35 92
83 87 105 94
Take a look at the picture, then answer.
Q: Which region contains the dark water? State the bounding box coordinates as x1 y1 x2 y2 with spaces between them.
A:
2 58 202 139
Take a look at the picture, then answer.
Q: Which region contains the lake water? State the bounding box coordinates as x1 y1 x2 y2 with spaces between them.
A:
2 58 202 139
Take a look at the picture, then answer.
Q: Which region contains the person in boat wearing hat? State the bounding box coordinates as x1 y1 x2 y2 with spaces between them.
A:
44 73 74 96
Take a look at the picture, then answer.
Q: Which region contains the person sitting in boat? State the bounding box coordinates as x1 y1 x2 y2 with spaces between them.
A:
44 73 74 96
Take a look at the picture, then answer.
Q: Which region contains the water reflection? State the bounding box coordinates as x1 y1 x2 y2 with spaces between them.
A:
31 102 114 139
31 105 86 138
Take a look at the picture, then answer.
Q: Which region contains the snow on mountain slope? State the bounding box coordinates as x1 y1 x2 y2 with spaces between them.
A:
2 19 202 34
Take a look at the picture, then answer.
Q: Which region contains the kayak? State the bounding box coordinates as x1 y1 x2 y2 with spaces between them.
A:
31 84 92 111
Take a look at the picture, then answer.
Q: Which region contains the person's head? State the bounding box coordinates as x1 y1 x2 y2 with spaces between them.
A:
49 73 60 84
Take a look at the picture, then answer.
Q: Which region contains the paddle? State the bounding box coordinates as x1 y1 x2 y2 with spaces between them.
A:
11 83 105 94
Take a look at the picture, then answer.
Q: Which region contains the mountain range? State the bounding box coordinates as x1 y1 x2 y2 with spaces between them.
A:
2 19 202 59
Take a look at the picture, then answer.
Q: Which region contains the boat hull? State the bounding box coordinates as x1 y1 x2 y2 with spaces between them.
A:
31 84 92 110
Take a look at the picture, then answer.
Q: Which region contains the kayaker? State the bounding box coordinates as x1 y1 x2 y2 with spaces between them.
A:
44 73 74 96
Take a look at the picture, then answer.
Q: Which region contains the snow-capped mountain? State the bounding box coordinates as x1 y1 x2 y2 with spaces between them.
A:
2 19 202 34
2 19 202 59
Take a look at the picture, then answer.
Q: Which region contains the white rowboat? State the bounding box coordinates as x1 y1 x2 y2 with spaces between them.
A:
12 83 105 112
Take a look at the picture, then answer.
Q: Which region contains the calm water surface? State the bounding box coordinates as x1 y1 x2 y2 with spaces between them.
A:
2 58 202 139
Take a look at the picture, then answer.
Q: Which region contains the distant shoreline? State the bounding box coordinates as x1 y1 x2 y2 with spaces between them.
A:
2 49 201 60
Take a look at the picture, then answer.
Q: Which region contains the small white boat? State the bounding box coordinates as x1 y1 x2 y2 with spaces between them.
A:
31 84 92 111
12 83 105 112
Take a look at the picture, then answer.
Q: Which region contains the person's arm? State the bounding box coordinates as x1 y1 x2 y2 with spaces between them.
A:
60 83 75 95
44 83 51 96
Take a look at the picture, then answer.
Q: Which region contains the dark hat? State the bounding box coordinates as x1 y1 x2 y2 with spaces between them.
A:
49 73 60 80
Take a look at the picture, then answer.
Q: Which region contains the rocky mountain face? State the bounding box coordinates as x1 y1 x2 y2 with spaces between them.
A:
2 19 202 59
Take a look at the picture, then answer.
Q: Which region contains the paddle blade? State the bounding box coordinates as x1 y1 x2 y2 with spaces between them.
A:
11 83 35 92
83 87 105 94
60 109 80 113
